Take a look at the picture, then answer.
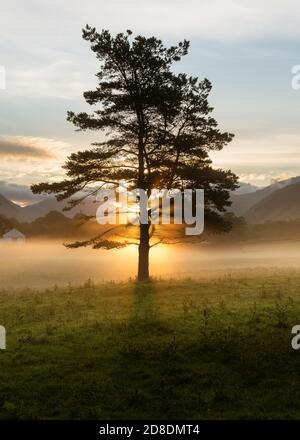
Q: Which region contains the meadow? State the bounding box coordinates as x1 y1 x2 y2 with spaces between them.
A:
0 270 300 419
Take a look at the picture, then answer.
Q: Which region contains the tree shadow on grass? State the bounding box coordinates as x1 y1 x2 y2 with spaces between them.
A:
128 281 157 328
102 281 182 419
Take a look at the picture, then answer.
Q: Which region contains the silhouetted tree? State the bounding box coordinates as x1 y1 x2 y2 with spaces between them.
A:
32 26 237 281
0 214 15 235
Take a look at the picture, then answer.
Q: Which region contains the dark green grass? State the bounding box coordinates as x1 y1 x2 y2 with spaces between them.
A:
1 269 300 419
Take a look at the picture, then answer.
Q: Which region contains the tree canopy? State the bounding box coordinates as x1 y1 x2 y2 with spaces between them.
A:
32 26 238 281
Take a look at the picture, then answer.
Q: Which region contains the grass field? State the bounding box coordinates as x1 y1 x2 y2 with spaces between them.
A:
0 269 300 419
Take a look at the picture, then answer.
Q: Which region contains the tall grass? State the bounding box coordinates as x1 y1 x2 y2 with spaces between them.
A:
0 271 299 419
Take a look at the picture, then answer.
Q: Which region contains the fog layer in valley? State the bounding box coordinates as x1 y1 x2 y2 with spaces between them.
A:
1 240 300 289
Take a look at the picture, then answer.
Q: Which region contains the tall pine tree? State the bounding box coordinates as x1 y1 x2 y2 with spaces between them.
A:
32 26 237 281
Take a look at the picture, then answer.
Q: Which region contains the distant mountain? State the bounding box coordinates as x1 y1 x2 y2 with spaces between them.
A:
0 181 42 205
230 176 300 216
20 196 98 221
244 181 300 224
16 210 105 239
0 193 23 220
235 182 258 195
1 175 300 224
21 197 63 221
27 210 74 237
0 191 101 222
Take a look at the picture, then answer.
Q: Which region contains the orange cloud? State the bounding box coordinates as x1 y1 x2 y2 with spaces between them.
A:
0 138 55 160
0 137 55 160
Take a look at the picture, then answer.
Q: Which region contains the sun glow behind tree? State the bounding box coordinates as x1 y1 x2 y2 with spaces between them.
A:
32 27 237 281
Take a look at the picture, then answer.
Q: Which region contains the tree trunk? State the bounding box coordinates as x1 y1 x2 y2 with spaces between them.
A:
138 223 150 282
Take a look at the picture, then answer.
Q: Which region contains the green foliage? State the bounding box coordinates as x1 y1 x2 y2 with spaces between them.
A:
0 214 15 235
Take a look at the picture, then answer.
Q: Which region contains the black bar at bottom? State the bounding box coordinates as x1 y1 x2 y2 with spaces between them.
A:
0 420 299 438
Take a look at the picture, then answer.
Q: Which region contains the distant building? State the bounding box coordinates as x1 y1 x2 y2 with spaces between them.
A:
0 229 26 242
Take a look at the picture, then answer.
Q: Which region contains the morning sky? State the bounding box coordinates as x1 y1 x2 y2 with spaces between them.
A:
1 0 300 199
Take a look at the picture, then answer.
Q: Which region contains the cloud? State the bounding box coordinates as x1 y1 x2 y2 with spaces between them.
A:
3 0 300 43
238 171 300 187
212 134 300 167
6 59 98 99
1 0 300 99
0 136 55 159
210 133 300 186
1 1 300 188
0 136 74 188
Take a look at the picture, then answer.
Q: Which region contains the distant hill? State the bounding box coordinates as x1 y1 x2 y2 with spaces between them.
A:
27 211 74 237
235 182 258 195
0 210 105 239
0 193 23 220
244 181 300 224
0 213 17 235
230 176 300 216
17 196 98 221
1 175 300 225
